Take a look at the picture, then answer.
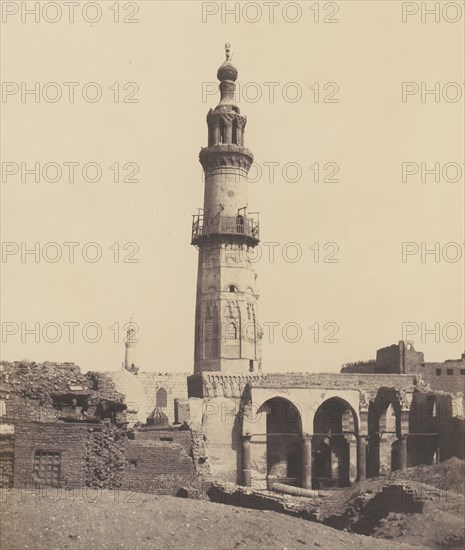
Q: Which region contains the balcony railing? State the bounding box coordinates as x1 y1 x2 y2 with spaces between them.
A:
192 213 259 244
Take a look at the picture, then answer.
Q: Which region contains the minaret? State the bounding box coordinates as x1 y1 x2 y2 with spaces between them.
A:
122 322 139 373
191 44 262 375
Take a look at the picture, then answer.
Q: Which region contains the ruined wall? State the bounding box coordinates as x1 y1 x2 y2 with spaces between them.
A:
13 423 91 488
375 342 425 374
371 344 465 396
341 361 376 374
0 361 126 425
121 428 198 495
189 396 242 484
186 421 211 481
0 433 14 488
409 391 464 464
86 423 126 489
416 359 465 394
257 373 418 397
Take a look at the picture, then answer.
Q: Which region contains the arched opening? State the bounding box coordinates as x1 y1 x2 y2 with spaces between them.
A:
204 303 219 359
236 215 244 234
313 397 358 488
226 322 237 340
208 122 213 147
410 394 439 466
368 392 402 477
156 388 168 409
219 118 225 144
314 439 331 479
287 441 301 479
229 285 238 293
258 397 302 486
232 119 238 144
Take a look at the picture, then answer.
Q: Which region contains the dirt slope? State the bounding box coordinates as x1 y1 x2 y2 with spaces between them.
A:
1 490 418 550
318 459 465 548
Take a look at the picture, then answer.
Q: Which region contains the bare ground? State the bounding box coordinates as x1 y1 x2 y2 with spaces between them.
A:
1 489 418 550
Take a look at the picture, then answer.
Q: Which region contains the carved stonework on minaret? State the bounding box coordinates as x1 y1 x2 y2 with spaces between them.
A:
191 45 262 375
199 145 254 173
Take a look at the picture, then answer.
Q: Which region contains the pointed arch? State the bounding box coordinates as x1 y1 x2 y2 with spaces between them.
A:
226 322 238 340
156 387 168 409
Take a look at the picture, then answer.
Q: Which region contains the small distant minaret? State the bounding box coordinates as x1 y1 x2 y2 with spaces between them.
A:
123 322 139 373
191 44 262 375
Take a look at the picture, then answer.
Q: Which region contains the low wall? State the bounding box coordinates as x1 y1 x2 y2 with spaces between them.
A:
13 423 91 488
121 437 198 495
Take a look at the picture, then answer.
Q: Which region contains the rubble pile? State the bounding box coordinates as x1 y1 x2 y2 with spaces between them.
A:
208 460 465 548
0 361 126 423
86 371 125 407
1 361 87 405
86 423 126 489
207 483 319 520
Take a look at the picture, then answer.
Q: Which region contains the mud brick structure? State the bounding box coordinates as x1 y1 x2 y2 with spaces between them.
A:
0 362 205 494
121 429 200 495
13 423 90 489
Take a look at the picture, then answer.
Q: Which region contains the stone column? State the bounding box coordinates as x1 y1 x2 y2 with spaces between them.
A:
346 434 357 485
356 435 367 482
242 434 252 487
301 435 313 489
225 120 233 144
236 125 243 146
212 122 220 145
398 434 408 471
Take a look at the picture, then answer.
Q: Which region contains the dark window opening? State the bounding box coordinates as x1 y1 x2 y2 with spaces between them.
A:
156 388 168 408
229 285 236 292
232 119 238 144
447 369 453 376
226 322 237 340
236 215 244 234
219 118 225 144
436 369 441 376
460 369 465 376
160 437 173 442
287 451 300 479
249 360 254 372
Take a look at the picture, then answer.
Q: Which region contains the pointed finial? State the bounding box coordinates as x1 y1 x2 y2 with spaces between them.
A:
217 43 238 83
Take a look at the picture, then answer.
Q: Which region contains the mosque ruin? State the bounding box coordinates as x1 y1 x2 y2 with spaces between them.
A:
1 45 464 495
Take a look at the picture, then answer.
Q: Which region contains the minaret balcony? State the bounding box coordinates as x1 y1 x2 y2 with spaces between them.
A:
191 213 260 246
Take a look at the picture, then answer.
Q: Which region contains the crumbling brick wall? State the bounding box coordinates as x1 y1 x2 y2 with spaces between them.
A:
13 423 91 488
0 361 126 425
120 438 198 495
0 434 14 488
186 422 211 481
132 428 192 453
86 423 126 489
341 361 376 374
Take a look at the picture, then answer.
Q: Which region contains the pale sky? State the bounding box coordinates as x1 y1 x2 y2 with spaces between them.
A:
1 1 464 373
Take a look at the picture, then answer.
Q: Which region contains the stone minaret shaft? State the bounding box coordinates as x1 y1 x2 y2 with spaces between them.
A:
123 322 139 373
191 44 261 375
